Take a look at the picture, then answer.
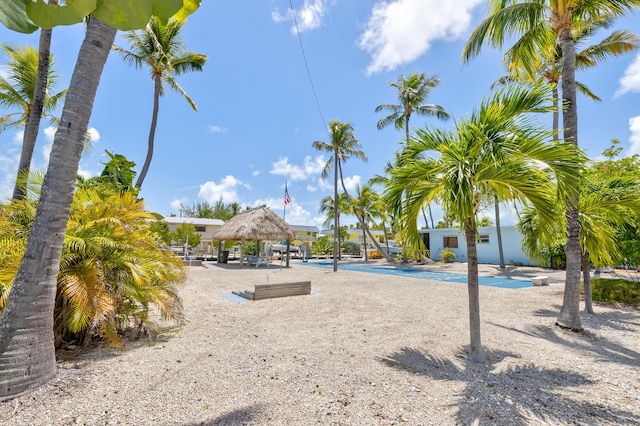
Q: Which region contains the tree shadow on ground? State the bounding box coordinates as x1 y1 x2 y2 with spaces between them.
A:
490 322 640 368
581 309 640 333
381 347 639 425
182 404 264 425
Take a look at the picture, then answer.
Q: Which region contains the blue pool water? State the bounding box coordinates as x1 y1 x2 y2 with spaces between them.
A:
304 261 532 289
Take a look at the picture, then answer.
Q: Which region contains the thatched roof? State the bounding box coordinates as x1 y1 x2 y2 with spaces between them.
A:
211 206 296 241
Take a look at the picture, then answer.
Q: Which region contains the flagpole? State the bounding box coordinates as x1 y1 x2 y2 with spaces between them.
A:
281 182 287 270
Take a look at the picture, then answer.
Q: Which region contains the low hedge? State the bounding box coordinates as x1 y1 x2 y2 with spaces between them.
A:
591 278 640 307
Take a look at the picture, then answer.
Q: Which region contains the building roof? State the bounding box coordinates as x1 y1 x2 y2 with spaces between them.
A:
161 217 225 226
320 228 385 236
290 225 319 233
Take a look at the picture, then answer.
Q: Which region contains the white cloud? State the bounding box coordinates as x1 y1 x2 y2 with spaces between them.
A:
252 170 261 177
317 174 362 193
358 0 484 75
41 126 57 166
628 115 640 156
306 184 318 192
616 54 640 97
198 175 243 203
207 125 229 134
272 0 334 33
252 196 314 226
0 133 21 200
171 198 189 212
270 155 326 181
87 127 100 143
317 178 332 191
341 175 362 192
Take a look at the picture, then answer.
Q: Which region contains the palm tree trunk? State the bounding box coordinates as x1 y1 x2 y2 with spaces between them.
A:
552 83 559 142
582 251 594 314
556 27 583 332
337 162 395 262
494 195 505 269
332 148 339 272
428 204 435 229
361 225 367 260
421 207 429 229
464 218 484 363
0 18 116 401
12 28 52 201
135 75 161 189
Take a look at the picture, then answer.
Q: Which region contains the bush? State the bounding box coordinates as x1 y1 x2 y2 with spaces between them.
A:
341 241 361 256
591 278 640 307
0 185 186 349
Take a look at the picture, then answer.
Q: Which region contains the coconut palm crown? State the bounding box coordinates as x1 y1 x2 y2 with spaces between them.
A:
114 17 207 190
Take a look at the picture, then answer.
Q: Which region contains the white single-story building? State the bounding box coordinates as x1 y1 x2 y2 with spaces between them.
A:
162 216 224 256
419 226 541 266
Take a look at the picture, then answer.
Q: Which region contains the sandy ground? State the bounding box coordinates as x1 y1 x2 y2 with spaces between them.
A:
1 259 639 425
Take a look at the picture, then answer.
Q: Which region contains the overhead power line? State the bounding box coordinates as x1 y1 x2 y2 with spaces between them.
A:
289 0 328 133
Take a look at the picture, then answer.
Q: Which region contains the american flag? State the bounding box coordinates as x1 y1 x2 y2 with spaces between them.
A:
284 184 291 205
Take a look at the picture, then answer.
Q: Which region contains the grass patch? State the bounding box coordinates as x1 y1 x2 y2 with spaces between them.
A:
591 278 640 307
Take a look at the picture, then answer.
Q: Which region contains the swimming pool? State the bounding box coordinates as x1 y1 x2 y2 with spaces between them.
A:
304 261 532 289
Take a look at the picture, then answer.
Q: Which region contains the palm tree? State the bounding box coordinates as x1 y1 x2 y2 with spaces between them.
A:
462 0 640 332
350 184 384 260
519 172 640 314
313 120 365 271
319 193 349 257
375 72 449 143
0 16 117 402
376 72 449 261
114 17 207 190
385 83 580 362
0 43 66 200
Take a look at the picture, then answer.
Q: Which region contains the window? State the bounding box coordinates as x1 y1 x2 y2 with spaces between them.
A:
194 226 206 232
443 236 458 248
478 234 490 244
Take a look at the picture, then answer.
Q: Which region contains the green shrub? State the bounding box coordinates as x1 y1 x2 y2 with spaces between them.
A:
591 278 640 307
341 241 361 256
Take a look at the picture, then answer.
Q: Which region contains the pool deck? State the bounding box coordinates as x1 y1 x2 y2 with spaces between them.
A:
301 258 570 288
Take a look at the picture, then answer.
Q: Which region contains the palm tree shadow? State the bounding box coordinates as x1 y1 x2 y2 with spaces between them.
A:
582 309 640 333
182 404 264 425
533 305 562 318
381 347 639 425
491 322 640 368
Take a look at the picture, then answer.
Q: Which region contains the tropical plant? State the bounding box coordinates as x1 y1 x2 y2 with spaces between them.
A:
319 193 348 258
350 184 385 260
519 161 640 313
0 181 185 348
376 72 449 257
0 0 200 401
462 0 640 332
313 119 393 269
440 248 456 263
0 43 66 200
170 222 202 249
114 16 207 190
375 71 449 143
312 235 333 256
385 83 579 362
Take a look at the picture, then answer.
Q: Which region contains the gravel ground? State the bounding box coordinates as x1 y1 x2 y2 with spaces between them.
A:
1 259 639 425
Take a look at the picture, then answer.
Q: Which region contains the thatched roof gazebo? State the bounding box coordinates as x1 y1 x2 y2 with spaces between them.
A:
212 206 295 241
212 207 296 266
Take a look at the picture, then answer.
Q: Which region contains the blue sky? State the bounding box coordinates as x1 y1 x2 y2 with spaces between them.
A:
1 1 640 228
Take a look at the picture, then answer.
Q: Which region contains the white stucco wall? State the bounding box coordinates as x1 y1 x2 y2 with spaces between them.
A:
419 226 540 266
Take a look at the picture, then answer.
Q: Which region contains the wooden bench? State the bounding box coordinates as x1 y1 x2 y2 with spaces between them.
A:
532 275 549 286
233 281 311 301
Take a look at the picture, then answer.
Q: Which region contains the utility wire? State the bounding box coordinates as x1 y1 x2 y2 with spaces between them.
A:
289 0 328 133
